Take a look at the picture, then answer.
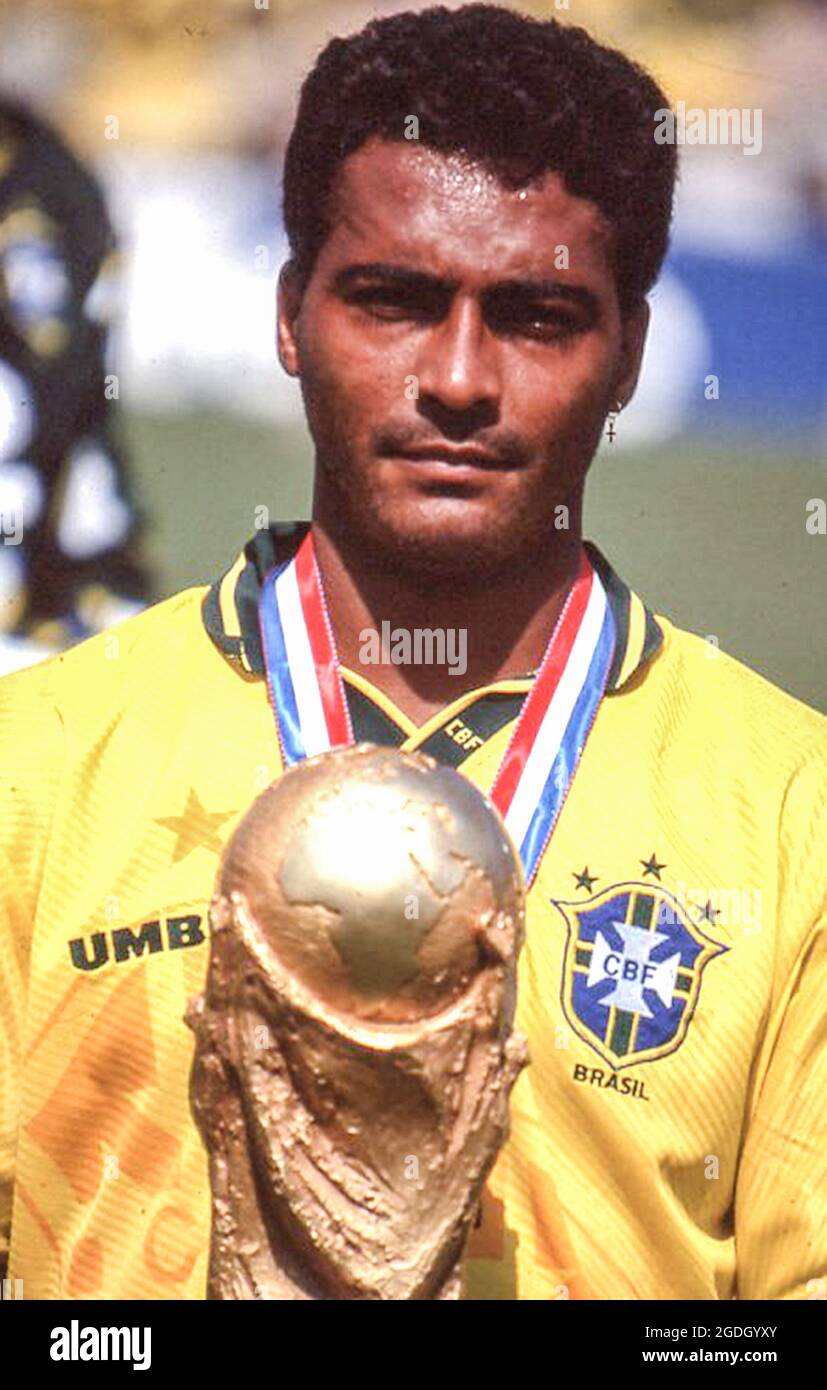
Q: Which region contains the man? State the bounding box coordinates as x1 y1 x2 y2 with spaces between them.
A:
0 98 150 676
1 5 825 1301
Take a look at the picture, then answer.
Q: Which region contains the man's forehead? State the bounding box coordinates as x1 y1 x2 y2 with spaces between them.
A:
325 137 612 281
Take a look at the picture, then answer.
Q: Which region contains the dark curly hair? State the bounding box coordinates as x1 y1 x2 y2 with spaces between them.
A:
283 4 677 314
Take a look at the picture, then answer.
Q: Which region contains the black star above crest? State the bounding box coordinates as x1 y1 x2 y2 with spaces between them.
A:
641 852 667 880
698 899 721 924
573 866 598 892
155 788 237 863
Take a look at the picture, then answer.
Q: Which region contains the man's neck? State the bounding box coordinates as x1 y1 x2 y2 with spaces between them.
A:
310 520 584 727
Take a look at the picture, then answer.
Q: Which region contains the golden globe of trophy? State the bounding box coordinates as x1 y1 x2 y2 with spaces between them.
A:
186 743 528 1300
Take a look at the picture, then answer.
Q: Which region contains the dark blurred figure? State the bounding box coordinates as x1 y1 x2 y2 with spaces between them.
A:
0 98 151 674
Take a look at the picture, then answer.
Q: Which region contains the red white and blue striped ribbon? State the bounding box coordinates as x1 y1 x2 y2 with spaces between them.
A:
259 532 353 766
489 549 615 884
258 531 614 887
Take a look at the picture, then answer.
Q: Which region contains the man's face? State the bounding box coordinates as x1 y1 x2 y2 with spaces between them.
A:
278 138 648 583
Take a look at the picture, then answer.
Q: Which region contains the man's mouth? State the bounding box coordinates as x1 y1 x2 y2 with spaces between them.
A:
388 445 514 471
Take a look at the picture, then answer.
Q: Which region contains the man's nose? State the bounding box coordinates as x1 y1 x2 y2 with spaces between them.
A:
414 298 501 418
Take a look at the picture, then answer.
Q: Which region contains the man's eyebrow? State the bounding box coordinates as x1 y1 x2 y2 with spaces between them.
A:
487 278 600 312
332 263 599 310
332 263 456 294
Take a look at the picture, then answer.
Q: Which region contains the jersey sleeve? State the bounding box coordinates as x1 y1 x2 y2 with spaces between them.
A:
734 753 827 1300
0 664 64 1275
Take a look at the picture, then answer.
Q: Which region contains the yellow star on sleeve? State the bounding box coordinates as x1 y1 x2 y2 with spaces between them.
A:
154 788 237 862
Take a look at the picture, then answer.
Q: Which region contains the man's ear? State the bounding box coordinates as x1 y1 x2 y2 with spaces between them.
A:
613 298 650 410
276 260 303 378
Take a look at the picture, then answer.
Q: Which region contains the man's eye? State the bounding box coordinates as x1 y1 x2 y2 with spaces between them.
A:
348 287 438 319
488 303 582 340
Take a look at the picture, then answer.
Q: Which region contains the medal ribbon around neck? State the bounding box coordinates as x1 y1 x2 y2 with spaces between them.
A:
259 530 615 887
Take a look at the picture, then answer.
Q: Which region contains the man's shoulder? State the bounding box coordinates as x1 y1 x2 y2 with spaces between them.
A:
0 585 222 886
655 612 827 783
0 584 212 725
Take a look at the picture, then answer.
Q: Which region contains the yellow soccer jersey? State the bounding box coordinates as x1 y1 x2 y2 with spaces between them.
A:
1 522 825 1301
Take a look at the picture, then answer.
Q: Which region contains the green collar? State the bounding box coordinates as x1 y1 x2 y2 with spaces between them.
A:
202 521 663 694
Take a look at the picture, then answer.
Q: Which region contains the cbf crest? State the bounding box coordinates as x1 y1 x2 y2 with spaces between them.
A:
553 882 727 1069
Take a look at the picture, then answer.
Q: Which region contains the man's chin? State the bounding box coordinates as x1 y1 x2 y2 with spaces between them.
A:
357 502 533 588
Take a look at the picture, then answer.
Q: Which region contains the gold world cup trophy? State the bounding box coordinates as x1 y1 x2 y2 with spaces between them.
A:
186 744 529 1300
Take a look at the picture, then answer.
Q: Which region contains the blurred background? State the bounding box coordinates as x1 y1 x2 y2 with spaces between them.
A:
0 0 824 707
